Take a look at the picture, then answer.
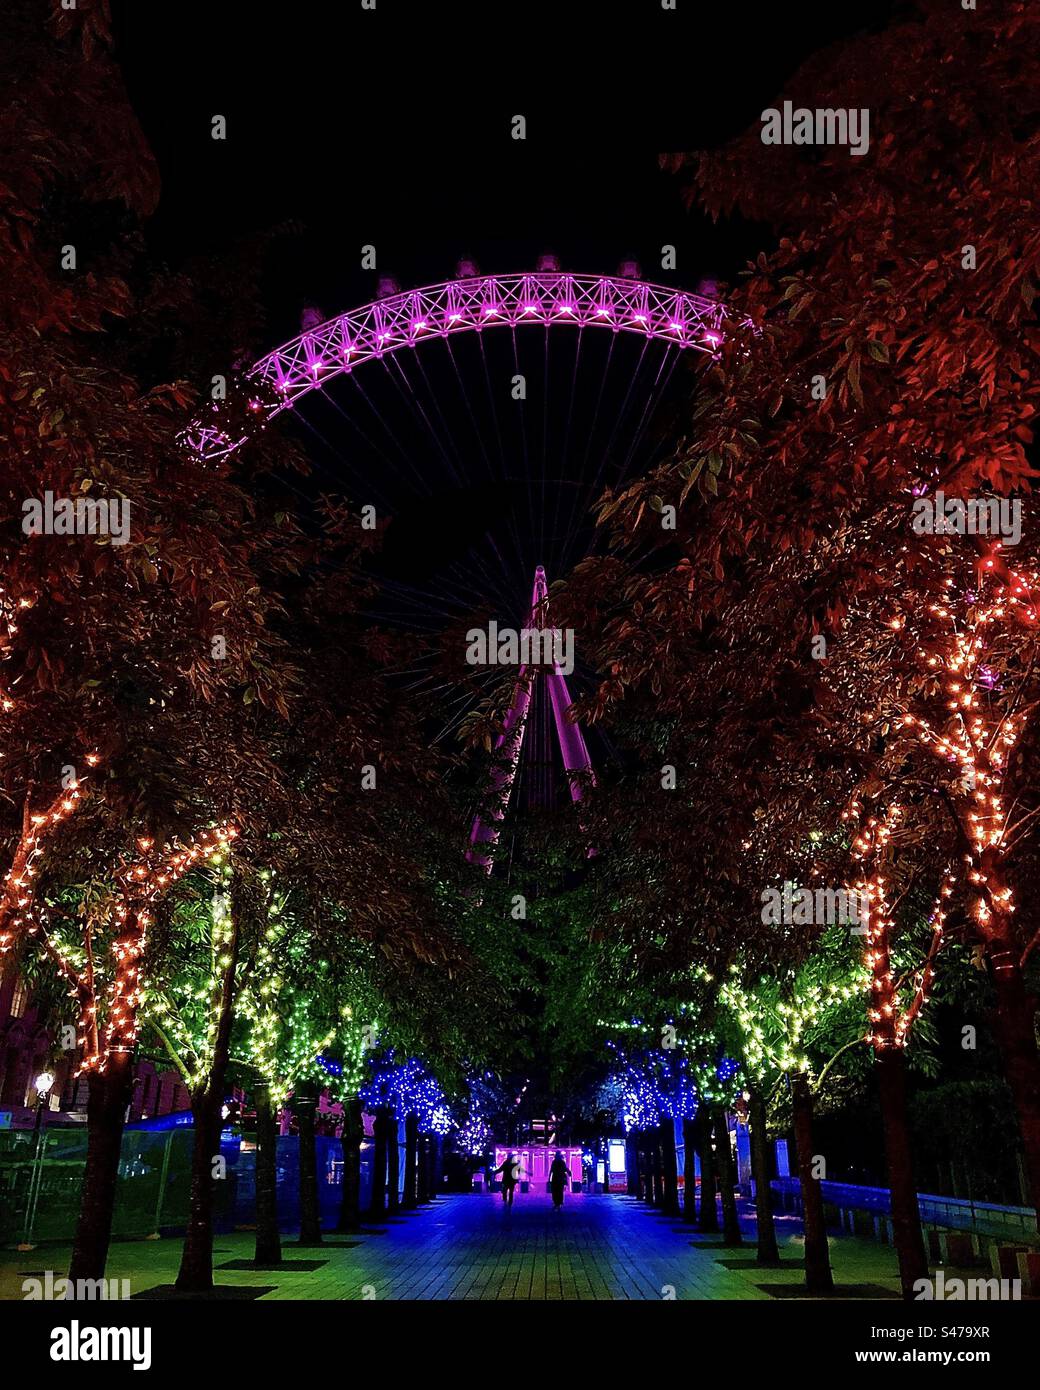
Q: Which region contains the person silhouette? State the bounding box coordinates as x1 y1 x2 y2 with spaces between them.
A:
549 1151 569 1210
493 1153 523 1207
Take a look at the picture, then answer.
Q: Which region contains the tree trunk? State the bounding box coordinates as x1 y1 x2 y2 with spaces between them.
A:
428 1134 442 1200
682 1117 698 1223
367 1106 388 1220
714 1106 743 1246
337 1097 363 1233
626 1132 640 1196
748 1085 779 1263
695 1107 719 1232
417 1131 431 1203
68 1051 133 1281
175 1086 225 1292
386 1110 400 1213
648 1130 662 1206
659 1115 680 1215
876 1047 929 1298
989 945 1040 1232
790 1070 833 1293
403 1112 418 1208
254 1083 281 1264
295 1085 322 1244
175 867 244 1293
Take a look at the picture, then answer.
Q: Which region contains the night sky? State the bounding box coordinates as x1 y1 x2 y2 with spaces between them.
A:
112 1 902 344
108 0 905 763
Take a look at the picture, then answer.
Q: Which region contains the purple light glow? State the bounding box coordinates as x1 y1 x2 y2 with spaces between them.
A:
492 1144 584 1188
182 271 736 459
467 566 596 874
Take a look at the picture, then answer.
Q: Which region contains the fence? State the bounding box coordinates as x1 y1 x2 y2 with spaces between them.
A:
0 1127 373 1246
770 1177 1038 1246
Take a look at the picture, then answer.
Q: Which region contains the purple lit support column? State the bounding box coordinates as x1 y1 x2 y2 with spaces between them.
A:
467 566 595 872
544 667 594 805
465 569 545 872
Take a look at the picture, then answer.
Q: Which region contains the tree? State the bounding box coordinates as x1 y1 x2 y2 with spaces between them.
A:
359 1053 453 1218
0 0 315 1284
719 934 868 1289
568 0 1040 1236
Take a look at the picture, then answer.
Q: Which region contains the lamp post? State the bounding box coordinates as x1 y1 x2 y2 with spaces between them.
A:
18 1071 56 1250
33 1070 55 1134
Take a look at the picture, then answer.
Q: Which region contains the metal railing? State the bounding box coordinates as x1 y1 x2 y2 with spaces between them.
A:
0 1128 371 1246
771 1177 1038 1244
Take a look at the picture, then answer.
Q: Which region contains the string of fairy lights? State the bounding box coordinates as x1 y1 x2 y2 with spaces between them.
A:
12 821 238 1075
147 866 377 1109
1 574 246 1088
843 543 1038 1050
0 754 102 957
32 832 459 1130
599 1010 746 1132
0 582 103 959
456 1078 496 1154
849 804 903 1052
91 824 239 1073
359 1053 454 1135
5 524 1034 1139
899 552 1034 935
849 803 955 1051
313 1017 371 1104
237 895 373 1110
0 583 30 727
2 521 445 1148
717 957 869 1080
147 849 241 1079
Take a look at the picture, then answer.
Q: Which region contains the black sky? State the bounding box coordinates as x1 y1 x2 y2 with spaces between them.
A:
111 0 902 347
105 0 907 723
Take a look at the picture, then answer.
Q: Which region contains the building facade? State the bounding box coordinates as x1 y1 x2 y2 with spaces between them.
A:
0 964 189 1129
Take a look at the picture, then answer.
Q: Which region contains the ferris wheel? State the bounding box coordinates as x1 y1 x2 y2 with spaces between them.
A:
185 259 732 861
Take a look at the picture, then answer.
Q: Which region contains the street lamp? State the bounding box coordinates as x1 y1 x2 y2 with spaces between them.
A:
33 1070 55 1134
18 1071 56 1250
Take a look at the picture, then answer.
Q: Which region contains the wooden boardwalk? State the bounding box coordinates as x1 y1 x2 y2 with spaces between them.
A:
1 1193 910 1300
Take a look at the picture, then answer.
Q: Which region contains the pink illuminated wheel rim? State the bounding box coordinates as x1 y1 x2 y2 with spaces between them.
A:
182 271 730 460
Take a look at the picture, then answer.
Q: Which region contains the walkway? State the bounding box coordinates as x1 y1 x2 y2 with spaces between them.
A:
1 1194 920 1300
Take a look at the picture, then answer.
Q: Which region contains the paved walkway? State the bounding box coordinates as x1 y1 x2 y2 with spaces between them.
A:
1 1194 918 1300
